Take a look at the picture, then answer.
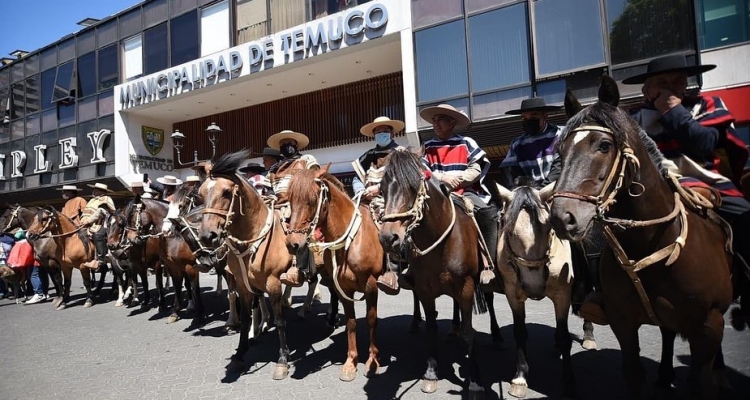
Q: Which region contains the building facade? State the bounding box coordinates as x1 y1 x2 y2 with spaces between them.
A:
1 0 748 205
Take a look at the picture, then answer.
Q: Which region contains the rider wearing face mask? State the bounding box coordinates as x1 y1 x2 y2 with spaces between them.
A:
57 185 87 225
498 97 563 189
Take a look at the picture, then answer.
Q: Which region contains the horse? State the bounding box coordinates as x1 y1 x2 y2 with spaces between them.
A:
550 76 733 399
494 181 576 398
286 166 379 381
25 206 102 309
378 149 488 397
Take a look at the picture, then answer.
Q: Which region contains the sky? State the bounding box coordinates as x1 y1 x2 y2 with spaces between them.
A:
1 0 138 57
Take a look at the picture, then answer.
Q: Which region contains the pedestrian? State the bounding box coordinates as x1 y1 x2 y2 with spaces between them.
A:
4 230 35 303
0 232 15 299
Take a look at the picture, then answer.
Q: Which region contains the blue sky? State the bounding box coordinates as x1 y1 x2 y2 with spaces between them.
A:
1 0 137 57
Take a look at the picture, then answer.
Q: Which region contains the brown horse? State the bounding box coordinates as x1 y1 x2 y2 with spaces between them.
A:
286 166 381 381
26 206 100 309
550 76 732 399
197 151 296 379
378 149 488 397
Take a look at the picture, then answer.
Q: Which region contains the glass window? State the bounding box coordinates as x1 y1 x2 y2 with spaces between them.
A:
123 35 144 80
412 0 463 30
466 0 517 14
697 0 750 49
144 0 169 27
536 69 603 105
270 0 306 32
24 75 40 115
41 108 57 131
40 47 57 71
26 114 40 136
25 55 39 77
144 24 169 75
10 82 25 119
77 52 97 98
171 10 200 65
0 67 9 87
77 120 98 164
11 119 24 140
98 44 119 91
97 20 118 47
415 20 468 102
308 0 371 19
78 95 97 122
468 3 530 92
417 97 470 129
41 130 57 146
0 125 8 144
11 63 25 83
58 38 75 62
98 90 114 116
120 8 143 38
237 0 268 43
0 87 8 122
170 0 197 17
608 0 696 64
40 68 56 110
533 0 606 76
52 61 76 102
77 29 96 55
98 115 115 162
473 86 533 120
201 0 230 57
59 103 76 127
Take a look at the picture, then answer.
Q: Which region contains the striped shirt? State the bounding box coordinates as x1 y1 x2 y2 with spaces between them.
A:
499 123 561 185
422 134 491 203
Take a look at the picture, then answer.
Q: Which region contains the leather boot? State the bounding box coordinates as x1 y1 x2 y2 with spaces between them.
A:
280 245 310 287
377 259 401 295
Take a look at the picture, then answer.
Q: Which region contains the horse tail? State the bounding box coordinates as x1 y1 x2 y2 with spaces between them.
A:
472 274 488 315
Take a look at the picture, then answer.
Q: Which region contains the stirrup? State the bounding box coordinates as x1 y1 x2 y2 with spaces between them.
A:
579 292 608 326
280 267 305 288
376 272 400 295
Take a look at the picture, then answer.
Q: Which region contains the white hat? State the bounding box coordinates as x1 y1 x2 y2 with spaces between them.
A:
87 182 113 192
419 104 471 129
56 185 82 191
360 116 405 137
267 130 310 151
130 182 153 192
156 175 183 186
185 176 201 183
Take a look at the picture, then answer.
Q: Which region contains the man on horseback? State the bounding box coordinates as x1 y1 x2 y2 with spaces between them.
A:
266 130 320 287
155 176 184 202
256 147 283 172
58 185 87 224
239 163 272 196
419 104 499 280
80 183 116 272
351 116 405 294
130 181 155 199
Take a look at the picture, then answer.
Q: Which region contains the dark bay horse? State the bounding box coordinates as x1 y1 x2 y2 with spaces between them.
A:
550 76 732 399
495 181 576 398
286 166 378 381
379 149 488 397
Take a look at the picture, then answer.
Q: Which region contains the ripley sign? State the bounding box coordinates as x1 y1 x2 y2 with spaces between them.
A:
0 129 111 180
119 2 389 108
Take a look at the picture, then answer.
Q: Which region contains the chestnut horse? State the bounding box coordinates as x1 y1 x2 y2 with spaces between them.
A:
379 149 488 397
550 76 732 399
286 166 380 381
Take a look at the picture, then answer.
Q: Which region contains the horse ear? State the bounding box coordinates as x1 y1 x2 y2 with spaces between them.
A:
538 181 556 203
494 183 514 204
598 74 620 107
317 162 332 175
564 88 583 118
411 145 425 158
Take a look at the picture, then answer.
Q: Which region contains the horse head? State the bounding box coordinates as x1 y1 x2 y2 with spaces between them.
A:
106 209 130 259
26 206 58 240
0 204 21 233
285 164 337 253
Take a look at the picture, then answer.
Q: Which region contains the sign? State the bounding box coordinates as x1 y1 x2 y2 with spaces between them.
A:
119 2 391 108
0 129 111 180
130 154 174 172
142 126 165 156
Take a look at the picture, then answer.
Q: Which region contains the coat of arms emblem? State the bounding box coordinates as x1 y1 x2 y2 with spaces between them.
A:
142 126 164 156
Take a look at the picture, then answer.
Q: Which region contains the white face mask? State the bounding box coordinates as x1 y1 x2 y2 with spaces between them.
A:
374 132 391 147
62 193 71 200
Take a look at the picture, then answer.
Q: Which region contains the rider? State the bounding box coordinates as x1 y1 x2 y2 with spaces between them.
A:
57 185 87 224
420 104 499 282
239 162 271 196
267 130 320 287
155 175 183 202
130 181 155 199
257 147 283 173
351 116 405 294
80 183 116 272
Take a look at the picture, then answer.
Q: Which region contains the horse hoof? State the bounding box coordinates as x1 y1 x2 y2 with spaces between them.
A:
55 303 67 311
339 367 357 382
509 379 528 398
730 308 746 331
52 297 63 308
582 339 598 350
166 315 180 324
115 300 124 307
421 379 438 394
83 299 94 308
364 359 380 378
468 381 485 400
272 364 289 380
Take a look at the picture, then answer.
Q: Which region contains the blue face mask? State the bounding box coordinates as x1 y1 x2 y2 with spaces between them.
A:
374 132 391 147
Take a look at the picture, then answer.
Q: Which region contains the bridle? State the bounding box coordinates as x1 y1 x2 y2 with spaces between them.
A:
29 209 85 239
287 178 329 238
506 226 557 271
125 203 162 242
1 206 20 233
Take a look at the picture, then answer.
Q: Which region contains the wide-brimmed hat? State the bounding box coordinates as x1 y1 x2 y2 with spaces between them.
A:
130 182 154 192
360 116 405 137
505 97 563 115
239 162 266 174
419 104 471 129
87 182 113 193
253 147 283 159
156 175 183 186
185 176 201 183
267 130 310 151
56 185 82 192
191 161 212 171
622 55 716 85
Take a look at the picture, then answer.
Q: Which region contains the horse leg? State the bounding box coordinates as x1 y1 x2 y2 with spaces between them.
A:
655 327 677 388
298 274 319 319
155 266 166 309
166 272 183 324
215 268 223 297
269 287 290 380
49 268 64 308
136 268 148 309
448 299 461 339
552 292 576 398
507 291 530 398
339 297 359 382
326 287 340 335
225 285 239 333
460 297 484 398
420 295 439 393
249 294 263 340
409 290 422 333
364 275 380 378
687 310 724 400
713 344 731 390
582 320 597 350
610 319 644 400
227 291 254 374
282 285 293 308
81 268 95 308
485 291 504 345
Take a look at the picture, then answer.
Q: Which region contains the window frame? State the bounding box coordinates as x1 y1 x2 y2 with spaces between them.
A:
52 60 77 104
122 34 144 81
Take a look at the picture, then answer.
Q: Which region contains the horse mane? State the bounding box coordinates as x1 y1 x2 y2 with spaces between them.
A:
562 102 667 175
502 183 545 235
210 150 251 177
288 169 345 205
172 184 202 211
382 150 426 197
40 206 90 249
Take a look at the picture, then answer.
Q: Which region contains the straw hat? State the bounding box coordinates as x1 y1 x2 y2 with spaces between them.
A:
156 175 183 186
56 185 82 191
360 116 405 137
130 182 153 192
419 104 471 129
185 176 201 183
267 130 310 151
87 182 113 192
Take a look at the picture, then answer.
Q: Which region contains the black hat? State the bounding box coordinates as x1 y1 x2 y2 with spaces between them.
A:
239 162 266 174
622 55 716 84
254 147 282 159
505 97 562 115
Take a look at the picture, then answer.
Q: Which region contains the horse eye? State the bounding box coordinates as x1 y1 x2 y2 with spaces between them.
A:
598 141 613 153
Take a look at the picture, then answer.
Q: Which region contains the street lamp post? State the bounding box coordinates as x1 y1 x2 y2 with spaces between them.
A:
171 122 223 167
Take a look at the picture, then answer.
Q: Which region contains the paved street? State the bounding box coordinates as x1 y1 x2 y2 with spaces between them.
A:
1 271 749 400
